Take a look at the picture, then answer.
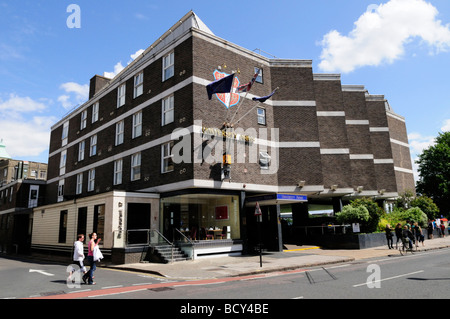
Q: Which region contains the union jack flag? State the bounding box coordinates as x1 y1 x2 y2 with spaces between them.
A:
236 68 260 93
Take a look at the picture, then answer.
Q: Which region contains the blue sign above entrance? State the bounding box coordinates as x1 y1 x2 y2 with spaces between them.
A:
276 194 307 201
246 193 307 205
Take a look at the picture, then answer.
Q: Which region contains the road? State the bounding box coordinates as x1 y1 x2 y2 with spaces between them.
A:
2 248 450 301
0 256 172 299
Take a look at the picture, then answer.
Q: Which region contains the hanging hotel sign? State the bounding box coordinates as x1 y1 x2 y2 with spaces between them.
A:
201 126 255 144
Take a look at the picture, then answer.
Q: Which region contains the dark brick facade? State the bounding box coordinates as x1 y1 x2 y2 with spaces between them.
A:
44 12 415 207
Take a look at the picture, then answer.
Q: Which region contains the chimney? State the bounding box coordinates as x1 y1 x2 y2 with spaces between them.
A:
89 75 111 99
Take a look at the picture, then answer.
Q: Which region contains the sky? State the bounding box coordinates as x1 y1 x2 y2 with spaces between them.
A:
1 0 449 183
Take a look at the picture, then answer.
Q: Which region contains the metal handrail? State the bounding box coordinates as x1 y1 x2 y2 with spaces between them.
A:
150 229 172 245
174 228 195 260
149 229 174 263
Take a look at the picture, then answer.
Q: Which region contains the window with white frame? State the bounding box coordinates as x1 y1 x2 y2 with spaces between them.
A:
257 107 266 125
90 135 97 156
134 72 143 98
255 67 263 83
162 95 174 126
259 152 271 170
57 179 65 202
80 110 87 130
132 111 142 138
113 159 123 185
131 153 141 181
162 52 174 81
117 83 126 107
61 121 69 146
59 150 67 176
161 142 174 173
92 102 99 123
115 120 124 146
78 140 85 162
76 173 83 195
87 168 95 192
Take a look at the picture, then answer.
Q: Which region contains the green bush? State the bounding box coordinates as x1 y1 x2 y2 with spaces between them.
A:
336 205 370 225
401 207 428 226
384 207 428 228
350 198 384 233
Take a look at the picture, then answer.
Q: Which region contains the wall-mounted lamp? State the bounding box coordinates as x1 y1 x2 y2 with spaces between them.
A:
378 189 386 195
297 181 306 188
330 185 338 191
356 186 364 193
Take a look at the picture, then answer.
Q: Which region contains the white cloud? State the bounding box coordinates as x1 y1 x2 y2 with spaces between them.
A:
0 117 54 157
441 119 450 131
318 0 450 73
0 94 56 160
408 118 450 182
129 49 145 62
0 93 47 114
60 82 89 99
408 132 436 182
57 94 71 109
103 49 145 78
408 132 435 155
58 82 89 110
103 61 125 79
56 49 144 110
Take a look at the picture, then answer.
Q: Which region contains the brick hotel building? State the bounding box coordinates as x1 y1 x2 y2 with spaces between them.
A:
31 11 415 263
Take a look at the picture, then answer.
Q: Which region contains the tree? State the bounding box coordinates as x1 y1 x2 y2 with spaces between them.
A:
350 198 384 233
416 132 450 217
410 195 440 220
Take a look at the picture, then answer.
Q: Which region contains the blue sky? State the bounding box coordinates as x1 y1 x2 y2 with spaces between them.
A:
1 0 449 183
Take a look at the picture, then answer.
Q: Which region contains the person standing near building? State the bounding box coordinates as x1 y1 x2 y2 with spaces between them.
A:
395 223 403 249
385 224 394 249
83 233 101 285
414 222 425 247
427 220 434 239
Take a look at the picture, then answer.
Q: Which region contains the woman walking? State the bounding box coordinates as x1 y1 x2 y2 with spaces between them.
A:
83 232 101 285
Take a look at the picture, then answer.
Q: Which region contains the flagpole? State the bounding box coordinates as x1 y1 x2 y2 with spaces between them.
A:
233 100 261 125
227 68 260 125
228 91 248 125
232 87 279 126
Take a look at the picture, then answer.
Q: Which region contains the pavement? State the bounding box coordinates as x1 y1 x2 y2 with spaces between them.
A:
108 235 450 280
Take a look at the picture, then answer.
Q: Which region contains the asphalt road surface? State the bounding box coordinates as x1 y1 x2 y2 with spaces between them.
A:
2 248 450 301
